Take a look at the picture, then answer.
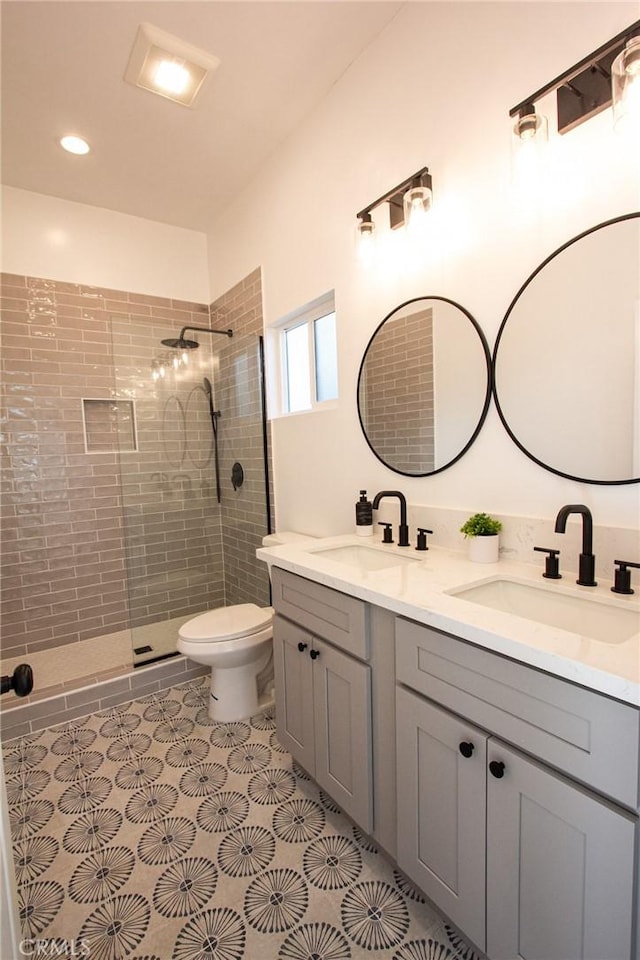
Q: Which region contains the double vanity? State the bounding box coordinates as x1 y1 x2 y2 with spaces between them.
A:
258 535 640 960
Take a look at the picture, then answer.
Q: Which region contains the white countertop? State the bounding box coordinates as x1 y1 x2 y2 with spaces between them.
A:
257 535 640 708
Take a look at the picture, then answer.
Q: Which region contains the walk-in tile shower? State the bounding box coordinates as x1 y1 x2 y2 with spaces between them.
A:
0 268 273 727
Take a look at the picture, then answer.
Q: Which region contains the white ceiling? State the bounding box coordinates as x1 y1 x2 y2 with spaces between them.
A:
1 1 402 232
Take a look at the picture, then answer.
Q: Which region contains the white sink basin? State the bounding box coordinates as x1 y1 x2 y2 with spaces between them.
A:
310 544 420 572
449 578 639 645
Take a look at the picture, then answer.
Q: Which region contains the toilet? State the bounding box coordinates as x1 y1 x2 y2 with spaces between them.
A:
178 531 314 722
178 603 274 722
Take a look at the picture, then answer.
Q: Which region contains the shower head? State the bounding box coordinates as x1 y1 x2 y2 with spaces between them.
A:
161 325 233 349
161 336 199 349
203 377 212 396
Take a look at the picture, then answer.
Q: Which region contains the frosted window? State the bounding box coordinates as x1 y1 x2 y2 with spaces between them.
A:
285 322 312 412
314 311 338 403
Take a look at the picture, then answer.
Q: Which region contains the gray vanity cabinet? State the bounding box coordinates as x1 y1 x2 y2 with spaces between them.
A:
273 616 316 773
396 686 487 950
271 568 373 831
396 616 639 960
486 740 635 960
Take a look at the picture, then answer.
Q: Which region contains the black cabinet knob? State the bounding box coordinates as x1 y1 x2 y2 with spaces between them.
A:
309 649 320 660
459 741 474 758
489 760 505 779
297 642 308 653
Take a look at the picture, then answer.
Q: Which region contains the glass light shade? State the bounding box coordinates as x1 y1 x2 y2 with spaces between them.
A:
357 218 375 264
357 219 375 239
402 185 432 227
612 37 640 135
511 112 548 188
512 112 548 144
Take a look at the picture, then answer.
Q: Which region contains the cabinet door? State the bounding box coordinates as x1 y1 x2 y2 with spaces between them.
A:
487 741 636 960
312 637 373 832
396 686 487 952
273 616 315 774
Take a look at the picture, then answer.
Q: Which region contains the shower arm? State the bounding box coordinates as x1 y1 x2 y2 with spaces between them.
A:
179 325 233 340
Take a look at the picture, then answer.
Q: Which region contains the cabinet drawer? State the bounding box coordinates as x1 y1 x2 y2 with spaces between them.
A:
271 568 368 660
396 617 640 810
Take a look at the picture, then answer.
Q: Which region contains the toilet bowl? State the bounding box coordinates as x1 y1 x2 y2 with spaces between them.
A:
178 603 274 723
178 531 317 723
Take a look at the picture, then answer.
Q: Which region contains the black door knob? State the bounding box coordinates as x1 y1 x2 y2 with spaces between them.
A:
309 649 320 660
0 664 33 698
459 741 474 758
297 642 308 653
489 760 505 779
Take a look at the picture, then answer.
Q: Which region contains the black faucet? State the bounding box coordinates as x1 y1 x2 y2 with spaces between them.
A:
372 490 410 547
554 504 597 586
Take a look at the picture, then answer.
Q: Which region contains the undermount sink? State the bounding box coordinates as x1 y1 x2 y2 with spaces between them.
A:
310 544 420 572
448 577 639 645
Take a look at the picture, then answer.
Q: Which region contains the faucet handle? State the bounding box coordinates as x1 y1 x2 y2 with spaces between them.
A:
416 528 433 552
378 522 394 544
611 560 640 595
534 546 562 580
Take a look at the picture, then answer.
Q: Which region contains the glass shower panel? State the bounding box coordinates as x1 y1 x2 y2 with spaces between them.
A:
110 312 270 666
217 332 271 610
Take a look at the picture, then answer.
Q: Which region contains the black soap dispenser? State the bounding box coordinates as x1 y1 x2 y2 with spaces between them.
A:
355 490 373 537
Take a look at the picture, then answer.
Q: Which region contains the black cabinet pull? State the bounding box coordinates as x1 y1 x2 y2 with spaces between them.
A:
297 642 308 653
459 741 474 758
309 649 320 660
489 760 505 779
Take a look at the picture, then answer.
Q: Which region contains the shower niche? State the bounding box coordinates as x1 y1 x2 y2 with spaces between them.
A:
82 398 138 453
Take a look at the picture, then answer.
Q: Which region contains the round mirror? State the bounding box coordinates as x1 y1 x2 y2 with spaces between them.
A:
493 213 640 485
357 297 492 476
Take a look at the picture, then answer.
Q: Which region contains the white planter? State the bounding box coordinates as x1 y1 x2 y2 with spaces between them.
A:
467 534 500 563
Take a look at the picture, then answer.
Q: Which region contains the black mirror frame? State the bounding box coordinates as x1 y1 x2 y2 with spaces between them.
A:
492 212 640 486
357 295 493 478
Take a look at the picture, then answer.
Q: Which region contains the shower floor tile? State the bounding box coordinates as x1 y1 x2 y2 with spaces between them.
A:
4 678 481 960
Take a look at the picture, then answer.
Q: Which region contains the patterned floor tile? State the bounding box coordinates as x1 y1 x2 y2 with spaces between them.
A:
3 678 482 960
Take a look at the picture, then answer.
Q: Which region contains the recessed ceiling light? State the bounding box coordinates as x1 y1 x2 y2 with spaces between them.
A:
124 22 220 108
154 60 190 96
60 135 91 155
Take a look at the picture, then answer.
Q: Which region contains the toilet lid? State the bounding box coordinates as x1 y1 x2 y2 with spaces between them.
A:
179 604 273 643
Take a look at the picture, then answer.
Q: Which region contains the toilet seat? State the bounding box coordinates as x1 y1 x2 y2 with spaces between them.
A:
178 604 273 644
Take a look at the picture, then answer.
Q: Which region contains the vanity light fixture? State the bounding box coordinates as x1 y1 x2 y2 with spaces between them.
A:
124 22 220 107
510 19 640 138
356 167 433 254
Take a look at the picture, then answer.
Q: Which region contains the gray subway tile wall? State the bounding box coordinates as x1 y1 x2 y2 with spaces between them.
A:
1 268 273 712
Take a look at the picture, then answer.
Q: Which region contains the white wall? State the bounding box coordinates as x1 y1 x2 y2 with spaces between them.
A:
205 1 640 536
1 186 210 303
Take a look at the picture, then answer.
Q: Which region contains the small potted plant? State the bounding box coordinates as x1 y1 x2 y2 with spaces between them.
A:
460 512 502 563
